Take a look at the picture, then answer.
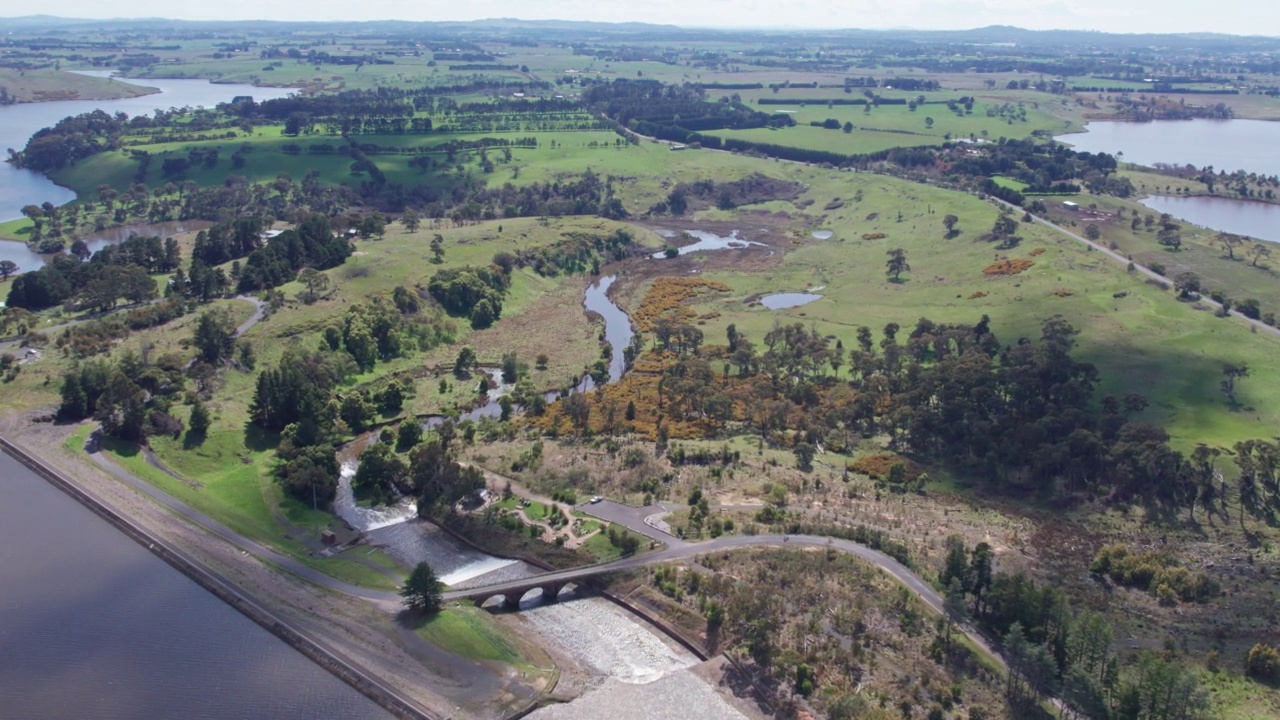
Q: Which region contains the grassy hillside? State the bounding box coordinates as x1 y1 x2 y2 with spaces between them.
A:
0 68 158 103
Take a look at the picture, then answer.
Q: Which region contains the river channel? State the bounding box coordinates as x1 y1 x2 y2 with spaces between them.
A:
330 241 760 719
333 274 637 587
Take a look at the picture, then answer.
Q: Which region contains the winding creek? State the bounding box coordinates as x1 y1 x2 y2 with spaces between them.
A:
326 239 766 716
332 272 639 587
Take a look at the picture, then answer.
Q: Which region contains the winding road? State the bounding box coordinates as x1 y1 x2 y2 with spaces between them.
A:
71 435 1007 672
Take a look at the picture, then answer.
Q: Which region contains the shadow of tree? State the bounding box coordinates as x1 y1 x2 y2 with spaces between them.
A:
241 424 279 453
182 429 207 450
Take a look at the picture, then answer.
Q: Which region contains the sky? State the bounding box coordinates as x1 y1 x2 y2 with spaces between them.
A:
12 0 1278 37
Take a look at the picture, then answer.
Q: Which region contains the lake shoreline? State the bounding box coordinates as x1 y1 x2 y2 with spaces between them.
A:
1055 118 1280 177
1138 193 1280 245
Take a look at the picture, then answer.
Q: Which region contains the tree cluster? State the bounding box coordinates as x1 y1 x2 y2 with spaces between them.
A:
58 352 188 442
236 215 353 292
427 264 510 329
6 237 169 312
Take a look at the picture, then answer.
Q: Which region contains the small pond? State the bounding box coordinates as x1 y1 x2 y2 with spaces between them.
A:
760 292 822 310
652 230 768 258
811 230 834 240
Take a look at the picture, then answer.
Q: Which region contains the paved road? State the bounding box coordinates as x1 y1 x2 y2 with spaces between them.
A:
76 438 999 654
233 294 267 336
576 499 686 545
444 532 1006 666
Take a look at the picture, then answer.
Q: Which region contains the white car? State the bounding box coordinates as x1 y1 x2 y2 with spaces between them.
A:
589 496 603 504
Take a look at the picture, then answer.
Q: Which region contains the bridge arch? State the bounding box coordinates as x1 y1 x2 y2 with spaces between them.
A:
473 581 579 611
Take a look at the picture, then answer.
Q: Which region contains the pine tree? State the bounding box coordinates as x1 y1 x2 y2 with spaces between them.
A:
189 399 211 435
59 375 87 420
402 561 444 614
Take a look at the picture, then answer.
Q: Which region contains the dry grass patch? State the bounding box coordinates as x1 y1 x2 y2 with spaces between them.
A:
849 452 924 482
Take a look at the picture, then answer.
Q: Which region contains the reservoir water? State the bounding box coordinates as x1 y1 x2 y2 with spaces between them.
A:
0 451 390 720
0 72 292 268
1055 119 1280 177
1140 194 1280 245
0 219 211 274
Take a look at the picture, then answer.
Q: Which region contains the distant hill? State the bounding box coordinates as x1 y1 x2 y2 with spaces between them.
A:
0 15 1275 48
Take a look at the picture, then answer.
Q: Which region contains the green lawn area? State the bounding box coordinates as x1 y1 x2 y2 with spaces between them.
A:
0 216 34 241
580 529 626 561
992 176 1029 192
90 427 397 591
494 495 549 519
414 606 523 665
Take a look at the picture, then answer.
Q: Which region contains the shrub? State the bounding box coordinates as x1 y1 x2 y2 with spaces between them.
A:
1246 643 1280 683
632 277 731 332
982 258 1034 276
1089 544 1220 603
849 453 921 481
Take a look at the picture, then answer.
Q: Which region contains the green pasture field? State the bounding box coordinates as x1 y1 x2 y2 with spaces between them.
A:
413 606 525 665
105 40 530 93
1032 181 1280 316
701 99 1073 154
991 176 1029 191
654 164 1280 452
47 126 626 197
